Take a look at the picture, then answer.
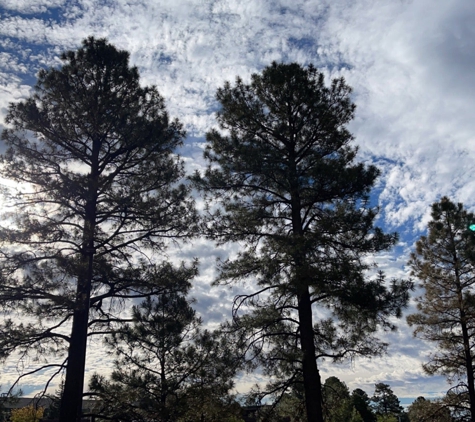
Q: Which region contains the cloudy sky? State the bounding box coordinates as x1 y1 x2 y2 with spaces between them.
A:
1 0 475 406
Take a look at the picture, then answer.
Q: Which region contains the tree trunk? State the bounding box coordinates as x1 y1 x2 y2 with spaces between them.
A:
60 143 99 422
450 221 475 421
298 287 324 422
59 250 94 422
460 313 475 421
457 285 475 420
289 149 324 422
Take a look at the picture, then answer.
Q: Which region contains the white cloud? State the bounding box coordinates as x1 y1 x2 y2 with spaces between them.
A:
0 0 66 14
319 0 475 227
1 0 474 403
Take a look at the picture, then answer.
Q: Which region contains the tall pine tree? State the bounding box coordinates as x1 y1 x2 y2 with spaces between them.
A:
0 37 197 422
407 197 475 420
194 62 412 422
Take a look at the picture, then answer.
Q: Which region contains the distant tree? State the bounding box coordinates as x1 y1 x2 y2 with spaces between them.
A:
376 416 398 422
322 378 374 422
372 383 403 418
0 386 21 422
352 388 377 422
407 396 451 422
351 408 365 422
89 285 242 422
194 62 412 422
444 386 472 421
323 376 353 422
10 406 44 422
43 381 64 420
0 37 197 422
273 388 307 422
407 197 475 419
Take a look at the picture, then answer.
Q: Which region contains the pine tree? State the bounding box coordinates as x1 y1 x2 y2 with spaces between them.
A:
407 397 451 422
407 197 475 420
323 376 353 422
0 37 197 422
89 286 243 422
194 62 412 422
274 387 307 422
352 388 377 422
371 383 403 418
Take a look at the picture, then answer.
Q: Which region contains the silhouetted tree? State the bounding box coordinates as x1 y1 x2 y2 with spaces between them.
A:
0 37 197 422
372 383 403 418
323 376 353 422
407 396 451 422
89 285 242 422
194 62 412 422
273 387 307 422
352 388 377 422
407 197 475 420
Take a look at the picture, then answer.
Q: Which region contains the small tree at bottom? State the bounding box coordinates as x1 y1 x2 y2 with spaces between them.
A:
89 284 243 422
10 406 44 422
372 383 403 420
407 396 451 422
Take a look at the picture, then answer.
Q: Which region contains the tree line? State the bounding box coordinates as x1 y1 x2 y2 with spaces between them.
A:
0 377 452 422
0 37 473 422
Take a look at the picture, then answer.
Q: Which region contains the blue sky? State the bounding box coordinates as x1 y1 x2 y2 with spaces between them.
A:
1 0 475 405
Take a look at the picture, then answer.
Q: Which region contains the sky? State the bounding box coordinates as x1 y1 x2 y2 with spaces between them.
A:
1 0 475 407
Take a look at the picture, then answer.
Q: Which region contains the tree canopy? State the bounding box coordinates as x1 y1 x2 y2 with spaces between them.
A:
407 397 451 422
0 37 197 421
352 388 376 422
194 61 412 422
407 197 475 419
89 284 243 422
9 406 44 422
371 383 403 418
323 376 353 422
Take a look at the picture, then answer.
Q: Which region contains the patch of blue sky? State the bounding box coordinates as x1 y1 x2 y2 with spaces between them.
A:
0 39 49 86
287 36 318 52
155 51 173 65
400 397 415 407
0 5 64 21
0 6 68 85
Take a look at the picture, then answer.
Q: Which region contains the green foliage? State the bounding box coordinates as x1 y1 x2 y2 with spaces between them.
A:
10 406 44 422
372 383 403 417
89 285 243 422
407 197 475 417
0 37 197 419
322 377 376 422
376 415 398 422
273 390 307 422
351 388 377 422
323 377 353 422
195 61 412 422
407 397 451 422
350 407 365 422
